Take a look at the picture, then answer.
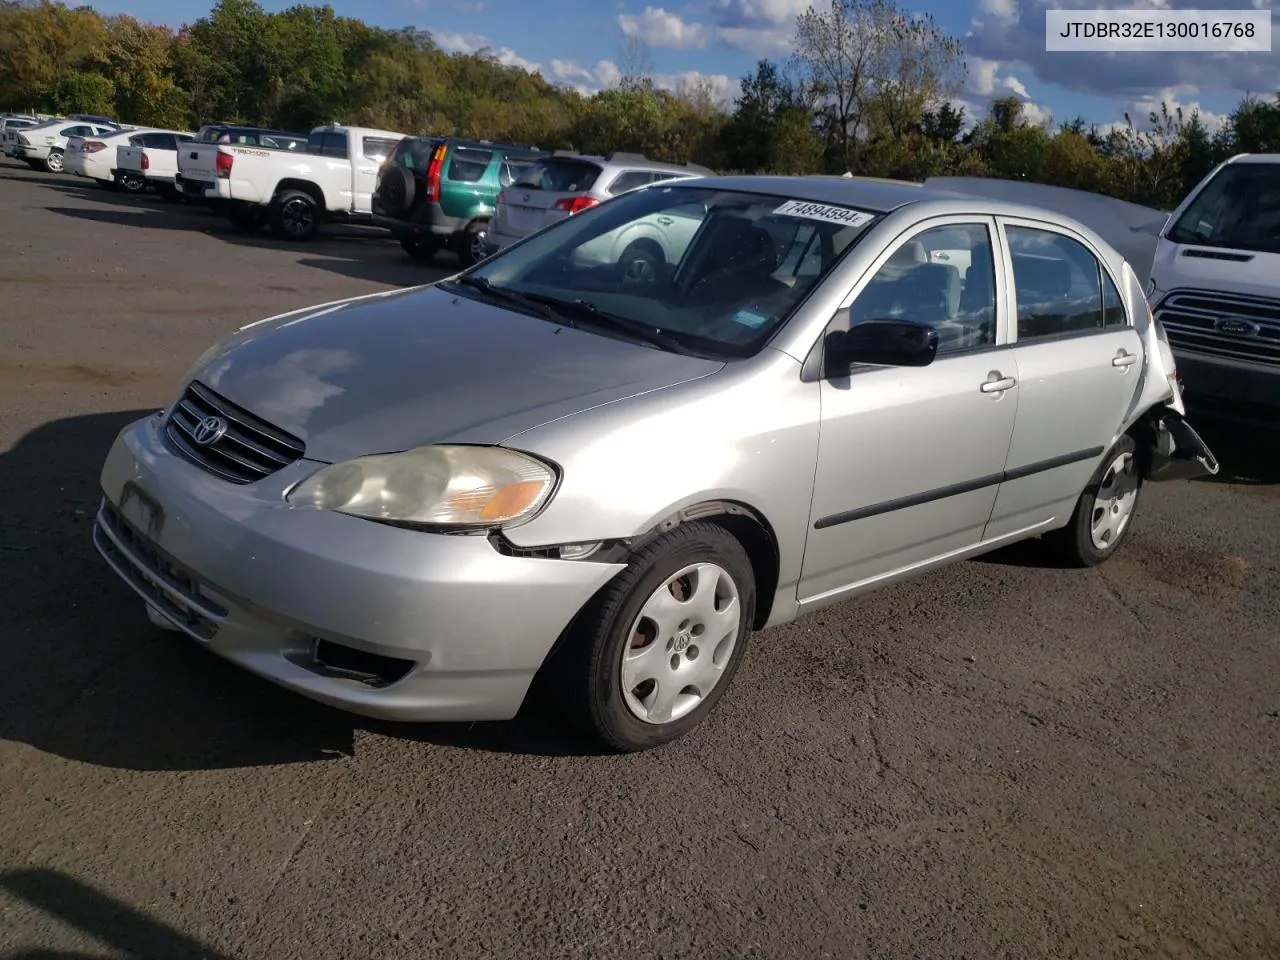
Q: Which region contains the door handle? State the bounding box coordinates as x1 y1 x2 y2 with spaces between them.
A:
980 374 1017 394
1112 351 1138 368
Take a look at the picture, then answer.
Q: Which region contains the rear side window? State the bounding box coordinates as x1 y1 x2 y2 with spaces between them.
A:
141 132 175 149
1007 226 1110 340
607 170 655 195
499 160 534 187
61 125 92 137
514 159 602 192
363 137 400 164
1102 270 1128 327
390 138 440 171
309 132 348 158
447 147 493 183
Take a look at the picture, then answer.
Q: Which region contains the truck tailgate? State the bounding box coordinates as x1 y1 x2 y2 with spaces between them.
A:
178 142 226 199
117 144 144 175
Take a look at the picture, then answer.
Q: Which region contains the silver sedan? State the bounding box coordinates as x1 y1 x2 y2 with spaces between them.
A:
93 176 1219 751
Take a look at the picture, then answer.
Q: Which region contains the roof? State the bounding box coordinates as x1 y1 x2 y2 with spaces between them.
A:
677 174 969 213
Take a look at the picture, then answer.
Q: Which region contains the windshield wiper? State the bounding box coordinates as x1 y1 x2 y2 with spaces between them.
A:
523 294 687 352
448 275 568 325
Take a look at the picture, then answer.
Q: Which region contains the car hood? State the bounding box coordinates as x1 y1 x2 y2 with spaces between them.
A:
190 283 724 463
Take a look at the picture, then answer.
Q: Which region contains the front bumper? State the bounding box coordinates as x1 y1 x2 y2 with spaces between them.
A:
1172 350 1279 412
93 414 623 722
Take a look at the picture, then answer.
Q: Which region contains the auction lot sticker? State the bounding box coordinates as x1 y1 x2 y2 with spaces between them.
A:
773 200 876 228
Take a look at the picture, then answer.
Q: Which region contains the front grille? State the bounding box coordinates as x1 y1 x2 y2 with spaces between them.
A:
164 381 305 484
1154 288 1280 367
94 500 226 640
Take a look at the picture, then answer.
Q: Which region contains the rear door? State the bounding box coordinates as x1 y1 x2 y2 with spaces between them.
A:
439 145 495 219
983 218 1145 540
500 157 605 237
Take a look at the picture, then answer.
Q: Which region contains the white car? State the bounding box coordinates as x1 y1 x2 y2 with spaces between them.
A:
64 127 161 188
15 119 118 172
1 115 43 156
115 130 197 199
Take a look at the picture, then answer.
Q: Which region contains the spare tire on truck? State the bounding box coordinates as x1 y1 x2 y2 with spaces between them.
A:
377 167 415 215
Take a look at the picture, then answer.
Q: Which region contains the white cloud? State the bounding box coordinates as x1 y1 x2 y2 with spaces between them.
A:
977 0 1017 18
968 57 1031 98
1123 86 1229 131
547 57 732 105
1020 100 1053 126
432 30 539 72
654 70 735 106
716 24 796 55
550 58 595 82
617 6 708 49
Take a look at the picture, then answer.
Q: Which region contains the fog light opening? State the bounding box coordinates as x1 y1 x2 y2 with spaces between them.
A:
310 638 415 688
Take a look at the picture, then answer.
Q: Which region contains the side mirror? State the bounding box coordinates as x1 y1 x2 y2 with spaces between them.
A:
826 319 939 371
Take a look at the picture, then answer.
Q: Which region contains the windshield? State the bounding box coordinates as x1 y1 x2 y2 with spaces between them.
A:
514 159 602 192
1167 162 1280 254
462 185 880 357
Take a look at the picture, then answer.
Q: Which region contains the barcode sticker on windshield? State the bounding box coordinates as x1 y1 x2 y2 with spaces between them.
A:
773 200 874 228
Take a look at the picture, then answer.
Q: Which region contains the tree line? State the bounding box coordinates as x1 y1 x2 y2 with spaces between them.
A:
3 0 1279 210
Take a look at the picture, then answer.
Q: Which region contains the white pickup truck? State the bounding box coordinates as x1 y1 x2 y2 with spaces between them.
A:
178 123 408 239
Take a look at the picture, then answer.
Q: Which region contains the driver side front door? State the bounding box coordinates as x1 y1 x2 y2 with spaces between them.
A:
798 216 1020 608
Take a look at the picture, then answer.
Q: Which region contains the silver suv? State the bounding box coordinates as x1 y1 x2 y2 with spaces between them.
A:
486 151 713 267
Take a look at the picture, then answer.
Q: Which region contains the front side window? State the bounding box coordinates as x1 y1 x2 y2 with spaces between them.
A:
1166 162 1280 254
849 223 998 355
1007 225 1111 340
464 186 880 357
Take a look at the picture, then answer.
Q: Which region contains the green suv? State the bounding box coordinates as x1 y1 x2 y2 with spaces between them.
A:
372 137 544 266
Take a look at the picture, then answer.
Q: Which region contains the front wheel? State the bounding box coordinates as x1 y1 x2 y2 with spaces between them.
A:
1046 434 1142 567
269 189 321 241
560 521 756 752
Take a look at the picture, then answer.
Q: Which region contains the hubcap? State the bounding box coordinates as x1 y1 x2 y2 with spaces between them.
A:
470 230 487 263
623 255 656 284
47 152 63 171
1090 450 1138 550
620 562 742 725
282 198 313 236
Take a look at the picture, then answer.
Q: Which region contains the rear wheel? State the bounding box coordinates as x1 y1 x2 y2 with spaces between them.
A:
270 189 321 240
455 219 489 267
157 184 181 203
619 239 664 286
1045 434 1142 567
44 149 64 173
400 235 439 261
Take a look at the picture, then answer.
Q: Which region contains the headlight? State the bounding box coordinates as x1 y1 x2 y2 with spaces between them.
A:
287 445 557 529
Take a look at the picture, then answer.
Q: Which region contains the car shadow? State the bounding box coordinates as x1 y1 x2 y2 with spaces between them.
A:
43 204 455 288
0 411 604 772
0 868 232 960
0 167 184 211
1184 404 1280 486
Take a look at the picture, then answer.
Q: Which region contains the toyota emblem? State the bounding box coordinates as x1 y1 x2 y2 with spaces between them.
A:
192 415 228 446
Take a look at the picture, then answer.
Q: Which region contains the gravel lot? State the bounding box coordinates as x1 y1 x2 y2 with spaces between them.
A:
1 160 1278 960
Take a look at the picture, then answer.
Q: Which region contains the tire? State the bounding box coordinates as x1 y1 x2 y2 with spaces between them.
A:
269 188 321 241
454 219 489 268
400 235 439 261
96 178 119 191
1045 434 1142 567
558 521 756 752
225 203 266 233
44 149 64 173
619 239 664 285
157 184 181 203
378 167 416 215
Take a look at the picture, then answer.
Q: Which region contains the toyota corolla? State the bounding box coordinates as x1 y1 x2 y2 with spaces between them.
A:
93 176 1218 751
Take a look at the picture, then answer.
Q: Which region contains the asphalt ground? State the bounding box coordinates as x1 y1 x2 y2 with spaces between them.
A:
1 159 1278 960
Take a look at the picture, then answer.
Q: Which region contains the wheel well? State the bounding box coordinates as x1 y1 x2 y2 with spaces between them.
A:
621 237 664 261
1126 408 1163 479
645 500 779 630
274 179 324 206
